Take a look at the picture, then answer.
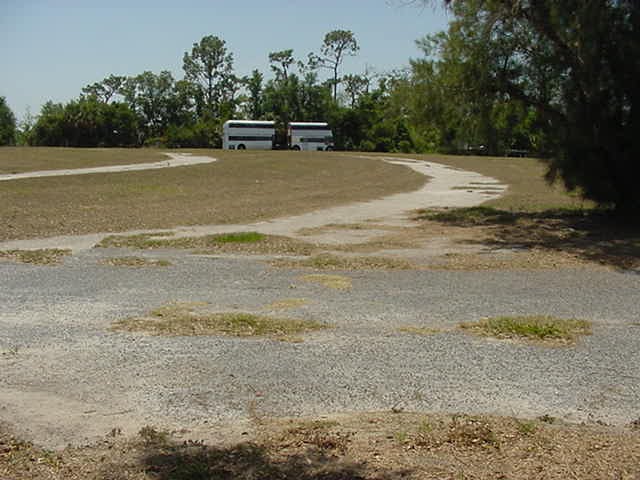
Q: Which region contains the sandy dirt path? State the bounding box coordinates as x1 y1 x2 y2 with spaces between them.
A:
0 156 506 252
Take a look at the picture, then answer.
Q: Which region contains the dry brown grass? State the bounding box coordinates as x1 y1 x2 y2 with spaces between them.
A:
2 412 639 480
0 249 71 265
397 326 443 336
263 298 310 311
299 274 353 290
99 256 171 268
414 207 640 271
275 253 412 270
0 147 167 174
0 149 424 242
97 231 321 256
110 302 326 339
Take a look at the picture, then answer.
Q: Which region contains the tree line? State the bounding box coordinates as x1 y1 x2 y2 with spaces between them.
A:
1 1 638 213
0 27 547 154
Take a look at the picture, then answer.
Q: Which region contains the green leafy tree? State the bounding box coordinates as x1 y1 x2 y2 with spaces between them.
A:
182 35 235 119
244 69 264 119
81 75 126 103
310 30 359 101
268 49 295 82
342 74 368 107
427 0 640 214
30 97 137 147
120 71 179 140
0 96 17 145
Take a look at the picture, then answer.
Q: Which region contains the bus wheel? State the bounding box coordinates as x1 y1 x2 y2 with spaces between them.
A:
292 145 301 151
237 144 246 150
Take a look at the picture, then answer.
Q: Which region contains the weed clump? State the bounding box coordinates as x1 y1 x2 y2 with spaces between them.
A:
460 315 591 345
0 249 71 265
100 256 171 268
111 302 326 339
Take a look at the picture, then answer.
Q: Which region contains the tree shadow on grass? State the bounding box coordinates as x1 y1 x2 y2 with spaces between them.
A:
103 428 408 480
417 206 640 271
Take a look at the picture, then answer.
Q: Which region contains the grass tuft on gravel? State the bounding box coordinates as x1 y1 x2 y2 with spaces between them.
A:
111 302 326 338
97 231 264 249
0 249 71 265
96 232 321 256
275 253 411 271
99 256 171 268
460 315 591 344
300 274 352 291
264 298 310 311
397 326 443 336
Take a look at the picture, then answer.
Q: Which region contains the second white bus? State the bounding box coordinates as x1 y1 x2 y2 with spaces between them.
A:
222 120 275 150
288 122 334 151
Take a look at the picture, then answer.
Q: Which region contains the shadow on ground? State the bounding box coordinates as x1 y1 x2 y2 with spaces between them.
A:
417 207 640 270
104 432 406 480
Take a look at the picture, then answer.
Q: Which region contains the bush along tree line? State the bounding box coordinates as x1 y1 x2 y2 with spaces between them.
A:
2 1 637 214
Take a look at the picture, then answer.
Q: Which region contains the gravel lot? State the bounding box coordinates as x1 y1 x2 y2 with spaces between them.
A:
1 157 638 450
1 249 639 448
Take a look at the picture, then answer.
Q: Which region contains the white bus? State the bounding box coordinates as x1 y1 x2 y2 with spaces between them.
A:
288 122 334 151
222 120 275 150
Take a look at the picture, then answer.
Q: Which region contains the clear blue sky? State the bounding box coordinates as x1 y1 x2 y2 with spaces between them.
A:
1 0 450 121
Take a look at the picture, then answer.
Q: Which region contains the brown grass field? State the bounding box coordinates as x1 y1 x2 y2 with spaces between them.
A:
0 148 425 241
0 147 168 174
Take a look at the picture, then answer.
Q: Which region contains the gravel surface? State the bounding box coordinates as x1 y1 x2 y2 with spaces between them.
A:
1 249 639 448
1 157 638 449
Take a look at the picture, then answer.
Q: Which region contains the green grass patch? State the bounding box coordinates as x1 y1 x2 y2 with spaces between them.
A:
460 315 591 344
111 302 326 338
97 232 264 249
0 249 71 265
213 231 264 243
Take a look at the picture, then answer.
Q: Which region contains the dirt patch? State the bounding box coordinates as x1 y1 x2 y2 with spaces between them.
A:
2 412 638 479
